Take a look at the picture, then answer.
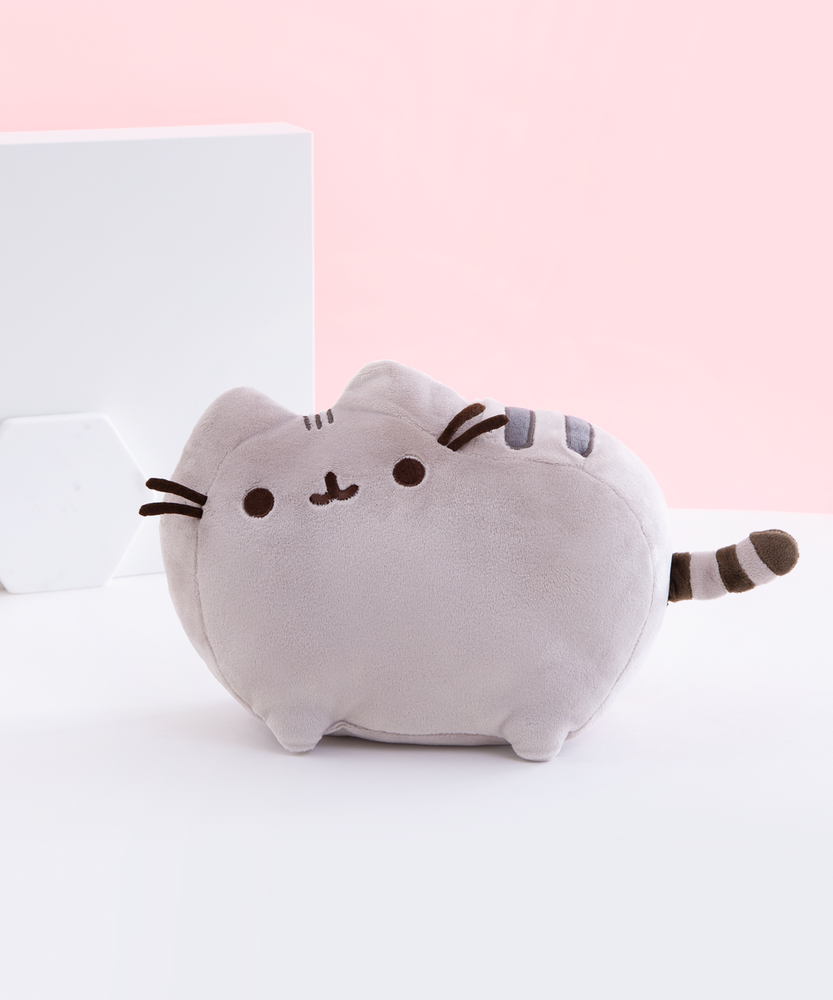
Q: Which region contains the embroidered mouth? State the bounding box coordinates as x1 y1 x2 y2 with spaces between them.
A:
309 471 359 506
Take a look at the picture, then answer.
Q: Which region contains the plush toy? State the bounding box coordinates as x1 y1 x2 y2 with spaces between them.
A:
140 361 798 761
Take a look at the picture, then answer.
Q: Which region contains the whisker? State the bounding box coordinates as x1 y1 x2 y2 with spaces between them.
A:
437 403 485 446
146 478 207 506
446 414 509 452
139 502 203 519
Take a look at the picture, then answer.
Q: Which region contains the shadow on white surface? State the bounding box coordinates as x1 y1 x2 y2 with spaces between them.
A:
1 511 830 999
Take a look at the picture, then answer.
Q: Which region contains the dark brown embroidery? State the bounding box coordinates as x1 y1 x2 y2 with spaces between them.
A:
446 414 509 452
139 502 202 519
438 403 509 451
145 478 207 506
243 488 275 518
303 416 312 430
437 403 485 446
327 409 334 424
393 458 425 486
310 471 359 506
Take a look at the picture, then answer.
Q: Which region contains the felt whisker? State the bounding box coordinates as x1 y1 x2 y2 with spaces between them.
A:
446 414 510 452
139 502 203 519
437 403 485 446
146 478 208 506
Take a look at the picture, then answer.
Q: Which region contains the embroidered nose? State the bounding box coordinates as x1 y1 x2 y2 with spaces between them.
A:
309 471 359 506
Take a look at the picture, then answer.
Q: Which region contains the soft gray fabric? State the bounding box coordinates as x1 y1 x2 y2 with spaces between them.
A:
160 360 671 761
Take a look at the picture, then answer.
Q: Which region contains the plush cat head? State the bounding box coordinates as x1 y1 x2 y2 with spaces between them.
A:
141 361 798 761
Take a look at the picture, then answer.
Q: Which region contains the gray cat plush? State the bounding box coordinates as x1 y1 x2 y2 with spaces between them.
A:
141 361 798 761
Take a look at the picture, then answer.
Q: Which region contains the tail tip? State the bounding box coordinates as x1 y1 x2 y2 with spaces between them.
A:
749 529 799 577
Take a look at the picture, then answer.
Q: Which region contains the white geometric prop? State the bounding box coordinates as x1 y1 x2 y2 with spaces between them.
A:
0 123 314 578
0 414 146 593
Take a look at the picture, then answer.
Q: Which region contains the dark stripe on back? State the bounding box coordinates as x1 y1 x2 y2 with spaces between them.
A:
565 415 594 457
668 551 692 602
504 407 536 449
750 530 800 576
716 544 755 593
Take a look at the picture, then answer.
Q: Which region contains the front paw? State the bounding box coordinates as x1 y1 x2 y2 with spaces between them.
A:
265 709 331 754
501 714 568 762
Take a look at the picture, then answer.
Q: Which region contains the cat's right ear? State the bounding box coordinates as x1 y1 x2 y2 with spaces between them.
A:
171 387 295 497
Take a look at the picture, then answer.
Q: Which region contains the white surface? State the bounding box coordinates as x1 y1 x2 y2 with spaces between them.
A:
0 414 145 593
0 123 314 576
0 123 308 144
1 509 830 1000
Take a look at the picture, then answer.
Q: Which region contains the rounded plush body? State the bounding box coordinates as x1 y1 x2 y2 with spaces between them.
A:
157 361 675 761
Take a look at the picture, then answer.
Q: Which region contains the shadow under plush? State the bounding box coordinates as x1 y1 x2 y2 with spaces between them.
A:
141 361 798 761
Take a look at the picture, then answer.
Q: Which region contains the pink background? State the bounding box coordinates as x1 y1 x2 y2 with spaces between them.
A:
2 1 830 512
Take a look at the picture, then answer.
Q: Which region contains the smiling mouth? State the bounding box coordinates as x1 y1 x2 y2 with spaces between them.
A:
309 471 359 506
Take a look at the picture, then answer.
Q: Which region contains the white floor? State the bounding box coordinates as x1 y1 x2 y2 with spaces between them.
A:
2 510 831 1000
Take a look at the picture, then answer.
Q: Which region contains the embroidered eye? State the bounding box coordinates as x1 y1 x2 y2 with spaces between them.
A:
243 488 275 517
392 458 425 487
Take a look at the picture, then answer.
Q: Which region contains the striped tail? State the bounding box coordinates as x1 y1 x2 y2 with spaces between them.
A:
668 529 799 602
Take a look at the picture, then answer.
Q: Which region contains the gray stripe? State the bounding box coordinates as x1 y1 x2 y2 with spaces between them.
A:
565 415 594 457
303 415 312 430
504 407 536 449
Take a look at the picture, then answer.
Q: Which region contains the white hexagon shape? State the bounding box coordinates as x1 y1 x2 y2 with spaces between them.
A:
0 413 147 593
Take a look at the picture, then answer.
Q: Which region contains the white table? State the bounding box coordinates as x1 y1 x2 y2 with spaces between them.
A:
2 510 830 999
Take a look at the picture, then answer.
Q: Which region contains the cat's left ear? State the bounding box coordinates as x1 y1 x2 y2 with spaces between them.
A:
334 360 468 433
171 387 295 496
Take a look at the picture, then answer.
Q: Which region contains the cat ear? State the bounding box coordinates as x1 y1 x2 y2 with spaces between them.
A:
334 360 468 433
171 387 294 495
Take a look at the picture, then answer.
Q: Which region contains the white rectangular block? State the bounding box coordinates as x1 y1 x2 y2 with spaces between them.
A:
0 123 314 576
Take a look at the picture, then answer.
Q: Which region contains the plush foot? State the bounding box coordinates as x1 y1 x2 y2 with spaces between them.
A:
266 710 329 754
502 717 568 762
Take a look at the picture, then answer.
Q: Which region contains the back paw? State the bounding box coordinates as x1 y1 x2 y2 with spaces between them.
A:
502 717 568 762
266 709 329 754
